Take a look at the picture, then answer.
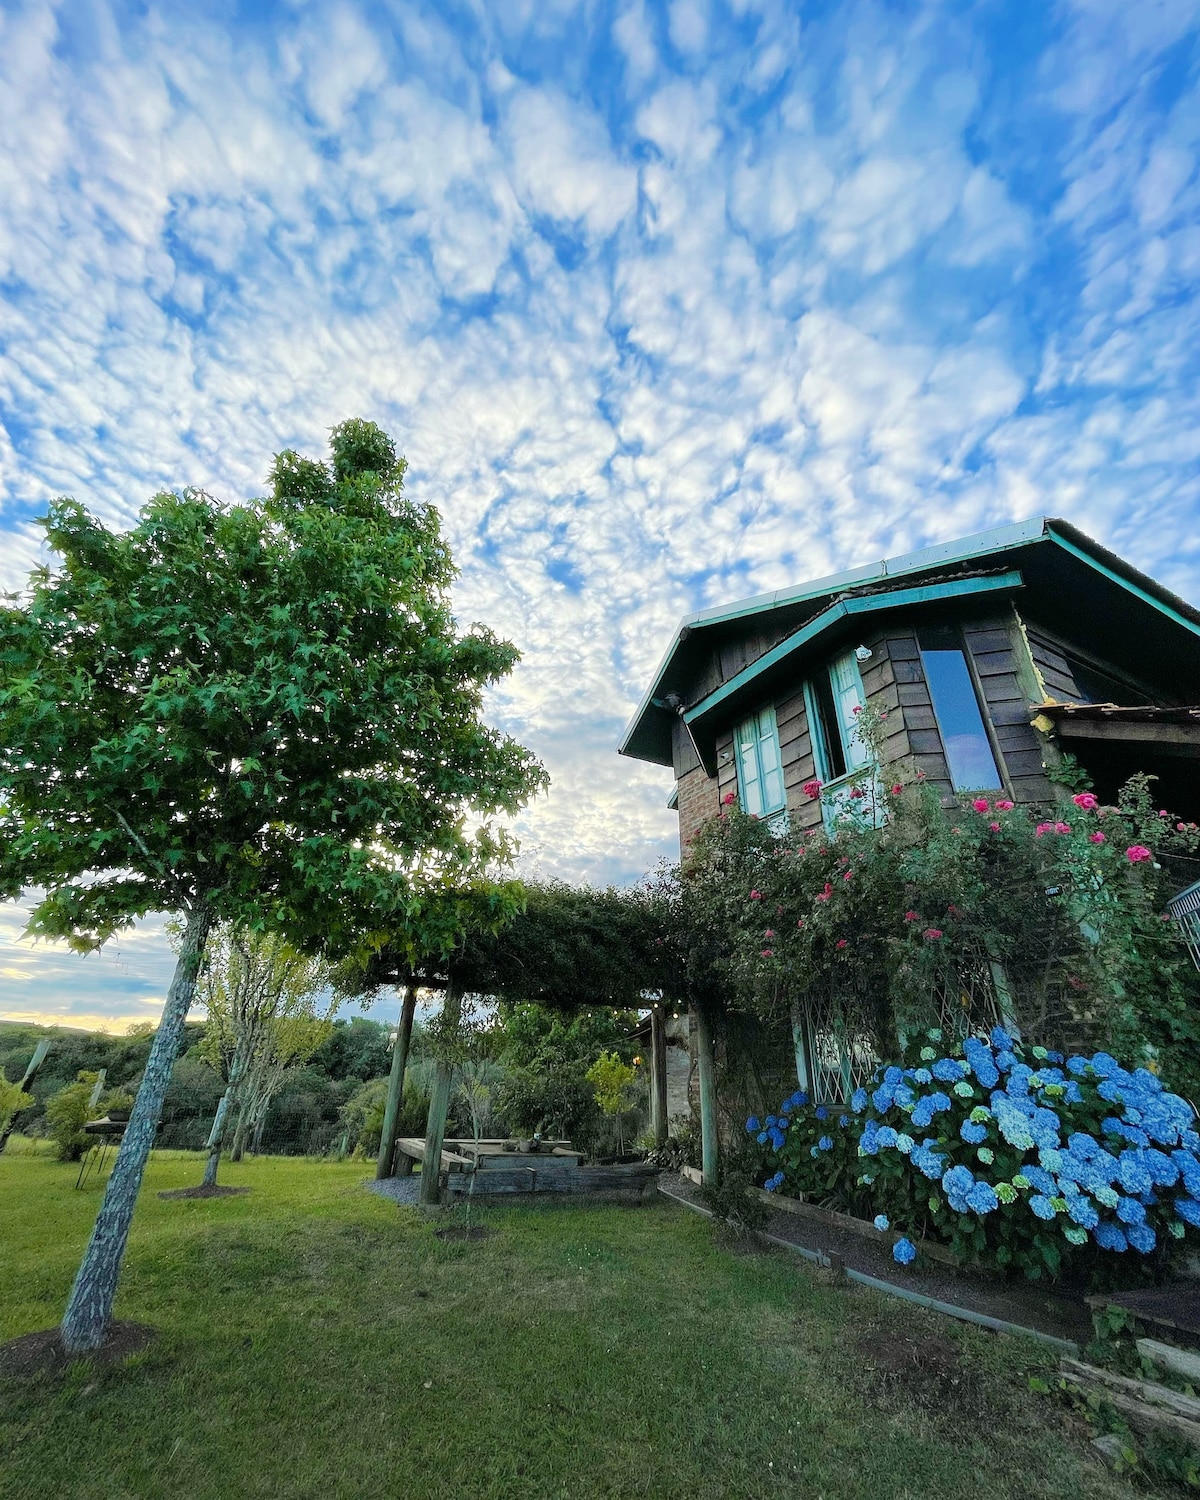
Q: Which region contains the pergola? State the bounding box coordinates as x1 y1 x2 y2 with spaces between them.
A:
347 881 685 1204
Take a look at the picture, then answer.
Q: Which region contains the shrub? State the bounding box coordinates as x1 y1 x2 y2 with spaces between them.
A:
0 1076 33 1135
45 1073 104 1161
746 1030 1200 1282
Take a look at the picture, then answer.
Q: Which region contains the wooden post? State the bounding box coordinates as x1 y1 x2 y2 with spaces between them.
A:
418 977 461 1207
694 1004 719 1188
649 1005 668 1148
376 981 418 1180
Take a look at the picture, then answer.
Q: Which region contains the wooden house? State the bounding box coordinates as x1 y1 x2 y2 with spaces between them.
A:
620 518 1200 849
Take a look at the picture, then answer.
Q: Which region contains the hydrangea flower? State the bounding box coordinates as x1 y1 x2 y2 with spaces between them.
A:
745 1116 760 1134
967 1182 999 1215
873 1214 890 1231
1094 1222 1128 1252
893 1238 917 1265
764 1171 785 1192
1029 1195 1057 1220
818 1136 833 1151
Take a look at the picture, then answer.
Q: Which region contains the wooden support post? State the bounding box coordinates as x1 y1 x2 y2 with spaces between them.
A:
376 981 419 1180
649 1005 668 1148
418 978 461 1207
694 1005 719 1188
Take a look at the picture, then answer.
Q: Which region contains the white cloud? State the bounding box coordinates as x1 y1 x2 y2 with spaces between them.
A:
2 0 1200 1029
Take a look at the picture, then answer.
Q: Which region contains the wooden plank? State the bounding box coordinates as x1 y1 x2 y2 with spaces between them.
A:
999 748 1046 778
885 636 921 661
900 703 937 731
989 699 1039 727
971 649 1018 677
907 728 944 756
897 682 934 709
962 628 1014 655
1138 1340 1200 1387
1060 1357 1200 1431
1009 774 1055 803
891 658 926 684
978 672 1025 704
994 723 1041 753
1057 719 1200 750
396 1137 471 1171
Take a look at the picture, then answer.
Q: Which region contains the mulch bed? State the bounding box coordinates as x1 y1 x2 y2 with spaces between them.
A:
157 1184 251 1200
0 1321 156 1379
659 1172 1093 1346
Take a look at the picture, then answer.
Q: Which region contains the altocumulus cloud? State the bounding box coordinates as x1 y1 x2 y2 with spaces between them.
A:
2 0 1200 1025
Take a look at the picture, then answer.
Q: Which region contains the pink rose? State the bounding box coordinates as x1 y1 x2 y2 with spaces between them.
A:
1089 831 1105 844
835 938 848 950
922 928 943 941
1126 845 1152 864
1035 822 1053 838
1054 821 1071 835
989 821 1000 832
849 786 865 799
750 889 762 900
891 784 903 796
722 791 736 806
764 929 775 938
903 910 920 922
1072 793 1097 810
761 949 774 958
796 918 806 929
842 869 853 881
995 799 1014 811
852 705 862 715
972 798 990 813
802 778 823 800
816 883 834 903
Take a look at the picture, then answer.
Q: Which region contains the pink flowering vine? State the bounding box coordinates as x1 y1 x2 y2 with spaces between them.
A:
903 910 920 922
835 938 848 950
764 929 775 938
989 821 1001 832
722 791 736 806
802 778 823 800
891 784 903 796
1126 845 1152 863
923 928 943 941
994 799 1014 811
1072 792 1097 810
1088 831 1106 845
750 889 762 900
816 883 834 903
972 798 990 813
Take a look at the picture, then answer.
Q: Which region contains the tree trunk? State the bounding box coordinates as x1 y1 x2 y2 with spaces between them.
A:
376 982 418 1180
649 1006 668 1148
695 1004 719 1188
201 1049 247 1188
60 902 213 1353
419 978 461 1207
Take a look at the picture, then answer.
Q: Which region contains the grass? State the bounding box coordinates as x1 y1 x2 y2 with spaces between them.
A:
0 1147 1166 1500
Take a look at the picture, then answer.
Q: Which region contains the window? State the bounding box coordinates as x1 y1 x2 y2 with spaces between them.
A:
805 649 870 783
734 705 785 818
917 625 1003 792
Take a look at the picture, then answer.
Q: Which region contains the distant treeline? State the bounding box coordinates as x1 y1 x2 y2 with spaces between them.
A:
0 1016 406 1155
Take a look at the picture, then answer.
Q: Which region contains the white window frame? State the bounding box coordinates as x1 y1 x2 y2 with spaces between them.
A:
805 650 883 832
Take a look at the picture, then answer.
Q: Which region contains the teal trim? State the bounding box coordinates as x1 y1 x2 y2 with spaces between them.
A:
1047 527 1200 640
684 570 1025 727
802 679 830 781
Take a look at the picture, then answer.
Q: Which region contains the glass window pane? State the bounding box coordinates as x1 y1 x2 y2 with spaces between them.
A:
920 648 1003 791
828 651 870 770
736 730 763 816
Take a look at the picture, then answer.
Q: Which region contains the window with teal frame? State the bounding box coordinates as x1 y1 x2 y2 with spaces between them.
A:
734 706 785 819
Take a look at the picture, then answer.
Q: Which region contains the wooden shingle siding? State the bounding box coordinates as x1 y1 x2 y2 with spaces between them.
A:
963 612 1055 804
1024 625 1084 703
671 716 702 779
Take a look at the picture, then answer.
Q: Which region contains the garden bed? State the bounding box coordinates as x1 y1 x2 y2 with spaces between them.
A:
659 1172 1092 1348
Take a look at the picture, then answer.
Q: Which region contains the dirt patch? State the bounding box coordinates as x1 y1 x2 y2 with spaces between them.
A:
157 1184 251 1200
856 1328 989 1419
434 1226 493 1243
0 1321 156 1379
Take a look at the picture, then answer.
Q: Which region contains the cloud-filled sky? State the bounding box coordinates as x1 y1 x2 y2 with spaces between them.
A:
3 0 1200 1029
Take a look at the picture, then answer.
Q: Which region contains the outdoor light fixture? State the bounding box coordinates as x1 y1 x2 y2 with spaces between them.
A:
854 644 872 662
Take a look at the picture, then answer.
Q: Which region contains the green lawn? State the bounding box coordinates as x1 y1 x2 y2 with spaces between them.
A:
0 1147 1159 1500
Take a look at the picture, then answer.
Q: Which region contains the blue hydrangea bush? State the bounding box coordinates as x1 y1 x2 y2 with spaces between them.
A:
746 1029 1200 1281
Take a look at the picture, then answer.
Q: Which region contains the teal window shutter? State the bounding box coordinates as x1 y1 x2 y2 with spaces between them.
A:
735 706 785 817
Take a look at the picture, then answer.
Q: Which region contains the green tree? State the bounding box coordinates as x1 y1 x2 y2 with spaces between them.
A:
0 419 546 1351
585 1051 639 1154
0 1076 34 1140
195 924 332 1185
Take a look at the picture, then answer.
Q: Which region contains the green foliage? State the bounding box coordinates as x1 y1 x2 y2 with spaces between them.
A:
0 418 546 963
493 1069 598 1142
0 1076 33 1134
338 1075 429 1155
671 732 1200 1094
585 1051 638 1119
44 1073 104 1161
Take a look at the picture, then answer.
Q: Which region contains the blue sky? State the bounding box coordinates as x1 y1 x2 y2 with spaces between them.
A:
3 0 1200 1030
